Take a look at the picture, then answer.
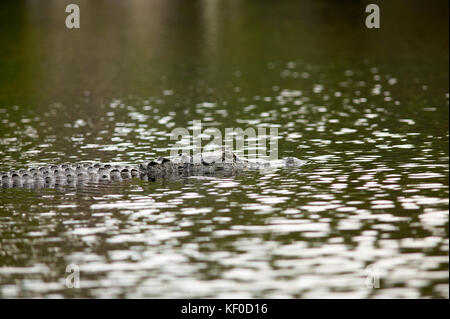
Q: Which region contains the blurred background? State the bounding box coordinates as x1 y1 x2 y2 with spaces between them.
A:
0 0 448 107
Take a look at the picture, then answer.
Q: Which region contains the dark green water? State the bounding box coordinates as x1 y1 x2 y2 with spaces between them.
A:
0 0 448 298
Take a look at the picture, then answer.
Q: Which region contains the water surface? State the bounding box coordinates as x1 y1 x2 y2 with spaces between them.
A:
0 0 448 298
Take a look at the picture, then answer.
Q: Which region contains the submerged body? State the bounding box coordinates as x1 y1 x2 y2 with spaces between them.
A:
0 151 308 189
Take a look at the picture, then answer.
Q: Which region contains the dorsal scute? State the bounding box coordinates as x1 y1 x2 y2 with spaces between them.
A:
193 150 234 164
172 154 191 165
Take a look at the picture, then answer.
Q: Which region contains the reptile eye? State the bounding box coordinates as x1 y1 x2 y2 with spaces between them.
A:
147 161 158 168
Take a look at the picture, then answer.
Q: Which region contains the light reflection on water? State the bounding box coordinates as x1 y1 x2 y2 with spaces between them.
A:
0 125 448 298
0 1 448 298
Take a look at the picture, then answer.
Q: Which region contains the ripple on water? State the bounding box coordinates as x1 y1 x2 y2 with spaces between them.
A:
0 60 448 298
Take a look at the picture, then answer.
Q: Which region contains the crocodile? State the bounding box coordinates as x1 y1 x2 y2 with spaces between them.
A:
0 150 308 189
